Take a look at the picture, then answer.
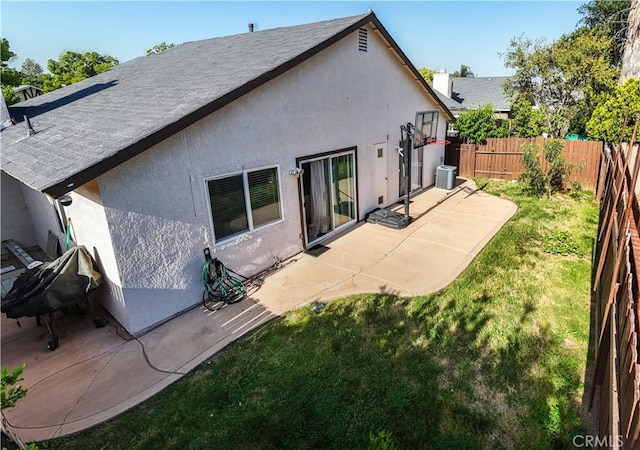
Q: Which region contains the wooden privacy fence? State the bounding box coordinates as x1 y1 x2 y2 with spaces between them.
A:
591 139 640 449
454 137 603 191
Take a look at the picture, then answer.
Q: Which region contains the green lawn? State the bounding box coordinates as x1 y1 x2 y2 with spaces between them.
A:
42 179 599 450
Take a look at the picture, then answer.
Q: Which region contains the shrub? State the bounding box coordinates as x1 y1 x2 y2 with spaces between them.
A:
586 78 640 144
518 140 568 197
519 143 546 196
2 365 38 450
544 139 568 194
1 364 27 409
456 104 506 143
368 430 397 450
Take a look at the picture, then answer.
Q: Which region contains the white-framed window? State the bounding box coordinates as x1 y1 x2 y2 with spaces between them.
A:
205 166 282 242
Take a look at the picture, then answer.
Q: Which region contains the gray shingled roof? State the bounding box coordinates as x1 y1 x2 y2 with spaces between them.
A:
434 89 464 112
451 76 511 111
1 12 453 198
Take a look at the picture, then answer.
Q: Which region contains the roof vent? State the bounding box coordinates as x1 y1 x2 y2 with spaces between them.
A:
358 28 367 52
248 23 254 32
24 115 36 136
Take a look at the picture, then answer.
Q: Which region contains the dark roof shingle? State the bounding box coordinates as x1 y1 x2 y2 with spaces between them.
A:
1 13 452 197
450 76 511 111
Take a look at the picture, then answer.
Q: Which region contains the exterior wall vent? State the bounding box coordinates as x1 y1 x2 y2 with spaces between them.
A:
358 28 368 52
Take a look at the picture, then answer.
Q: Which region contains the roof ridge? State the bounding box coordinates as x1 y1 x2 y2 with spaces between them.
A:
181 13 372 46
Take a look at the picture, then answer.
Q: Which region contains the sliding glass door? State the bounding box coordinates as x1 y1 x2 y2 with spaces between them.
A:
300 151 356 246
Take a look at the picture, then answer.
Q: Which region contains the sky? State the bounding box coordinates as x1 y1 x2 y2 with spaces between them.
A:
1 1 585 77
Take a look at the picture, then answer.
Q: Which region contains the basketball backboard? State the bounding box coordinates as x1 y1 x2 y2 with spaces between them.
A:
414 111 439 147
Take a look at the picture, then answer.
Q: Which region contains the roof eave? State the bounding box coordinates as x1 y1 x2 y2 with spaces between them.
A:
44 14 375 198
368 15 455 123
44 12 455 198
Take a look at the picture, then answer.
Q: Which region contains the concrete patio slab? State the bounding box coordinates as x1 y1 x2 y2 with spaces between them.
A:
1 178 516 444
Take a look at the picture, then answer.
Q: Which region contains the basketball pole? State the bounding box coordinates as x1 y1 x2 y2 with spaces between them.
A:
401 122 413 223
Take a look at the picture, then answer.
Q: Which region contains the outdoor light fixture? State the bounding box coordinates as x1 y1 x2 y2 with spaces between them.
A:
59 195 73 207
288 168 304 177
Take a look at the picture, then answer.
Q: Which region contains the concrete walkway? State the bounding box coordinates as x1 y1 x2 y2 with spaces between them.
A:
1 178 516 443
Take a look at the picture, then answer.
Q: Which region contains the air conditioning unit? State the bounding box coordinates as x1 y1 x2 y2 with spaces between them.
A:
436 165 457 190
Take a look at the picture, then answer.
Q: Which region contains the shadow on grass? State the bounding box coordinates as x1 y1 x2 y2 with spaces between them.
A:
43 180 592 450
45 290 584 450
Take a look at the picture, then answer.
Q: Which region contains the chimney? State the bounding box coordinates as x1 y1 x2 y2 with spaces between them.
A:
248 23 254 32
433 69 452 98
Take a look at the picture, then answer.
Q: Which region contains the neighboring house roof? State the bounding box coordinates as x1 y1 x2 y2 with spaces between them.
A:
13 85 44 94
1 12 454 198
434 89 465 113
450 76 511 112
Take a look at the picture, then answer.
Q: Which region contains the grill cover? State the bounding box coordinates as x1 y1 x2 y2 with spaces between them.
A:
1 245 102 319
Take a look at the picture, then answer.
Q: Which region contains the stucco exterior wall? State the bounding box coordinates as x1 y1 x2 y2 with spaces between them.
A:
65 182 127 330
97 25 447 334
19 184 66 256
17 181 127 329
1 172 36 248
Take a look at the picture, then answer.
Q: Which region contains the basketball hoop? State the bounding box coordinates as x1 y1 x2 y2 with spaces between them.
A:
412 127 429 149
425 139 451 146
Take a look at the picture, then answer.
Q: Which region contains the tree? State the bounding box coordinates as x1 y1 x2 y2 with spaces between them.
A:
2 85 19 105
21 58 43 77
579 0 631 67
417 67 434 84
455 104 506 143
44 51 119 91
1 67 22 87
510 97 547 137
20 58 45 89
503 28 619 138
0 38 16 67
452 64 474 77
1 38 21 108
146 42 176 56
1 38 20 86
586 78 640 143
620 0 640 81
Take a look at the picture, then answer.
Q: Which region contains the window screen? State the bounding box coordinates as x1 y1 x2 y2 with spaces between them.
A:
248 168 281 228
207 167 282 242
208 174 248 240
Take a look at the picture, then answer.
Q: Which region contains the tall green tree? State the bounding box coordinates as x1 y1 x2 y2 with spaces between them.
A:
578 0 631 66
21 58 43 77
20 57 45 89
146 42 176 56
44 51 119 91
417 67 434 84
586 78 640 143
452 64 474 77
503 28 618 137
1 37 21 106
0 38 16 67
